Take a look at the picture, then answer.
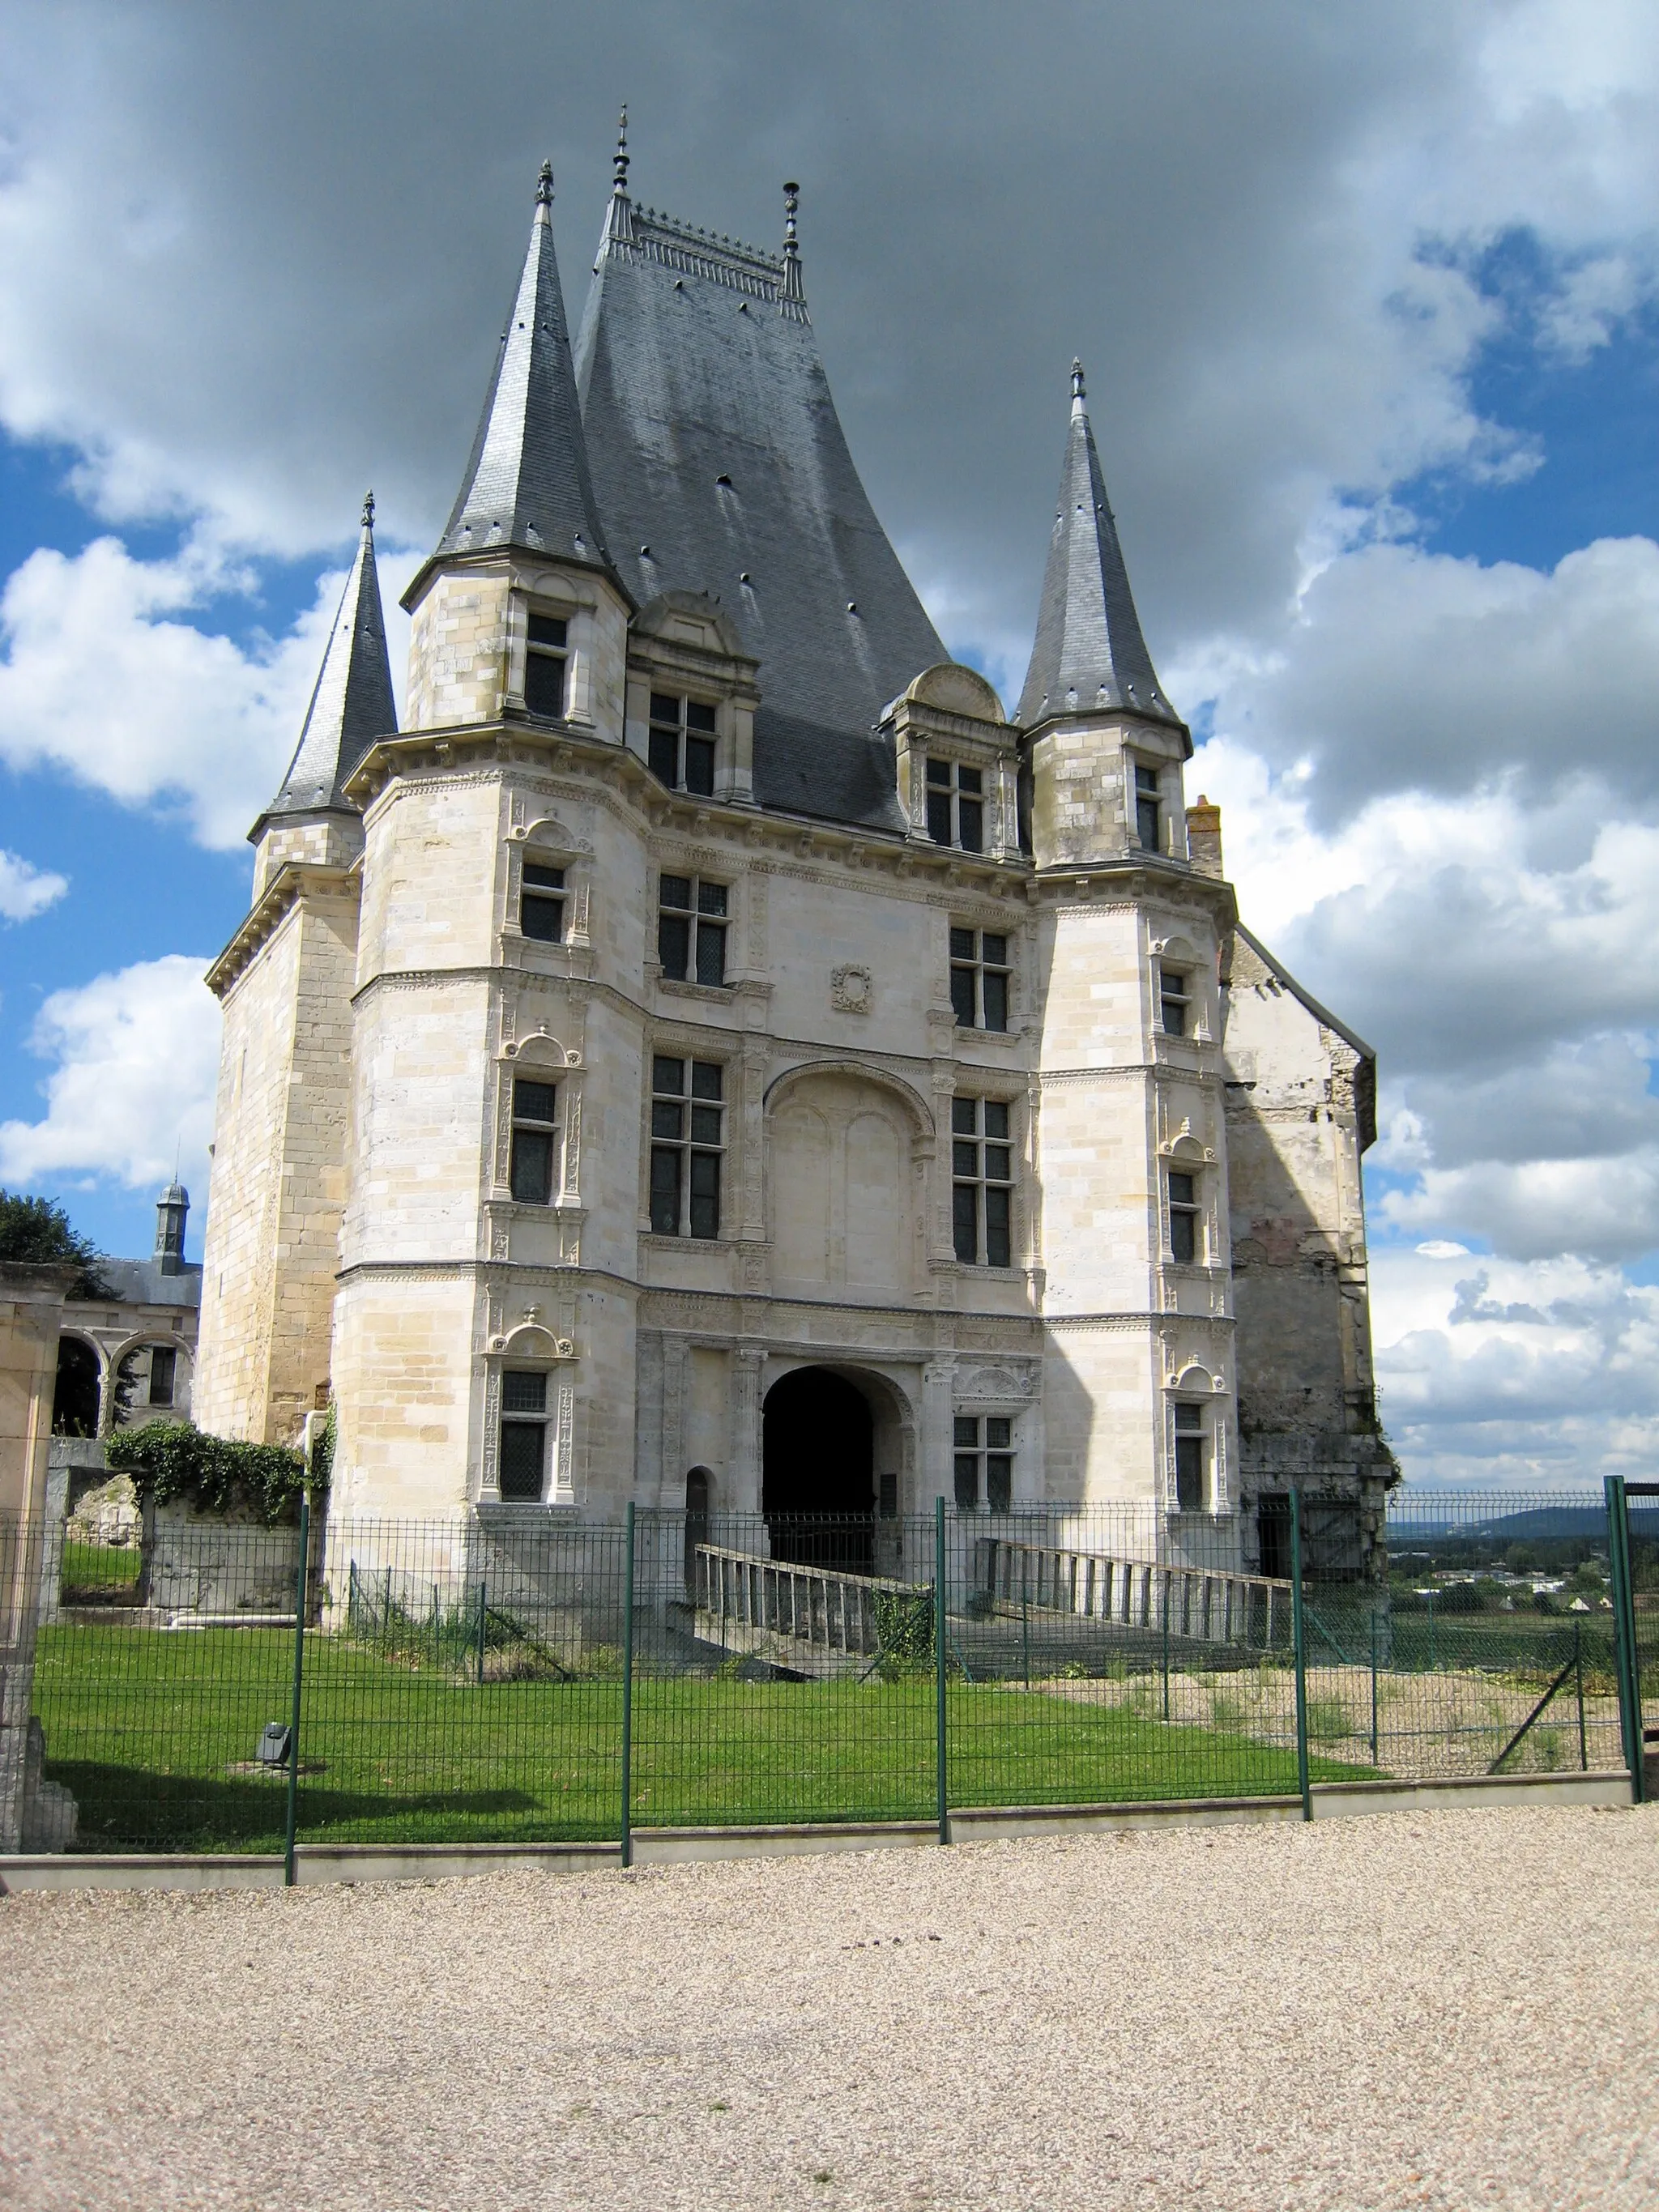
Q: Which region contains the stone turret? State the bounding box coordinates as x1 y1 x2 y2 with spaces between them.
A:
1021 362 1191 871
153 1182 190 1276
252 493 395 896
402 160 630 737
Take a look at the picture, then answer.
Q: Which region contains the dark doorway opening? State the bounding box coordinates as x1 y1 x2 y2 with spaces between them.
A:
1257 1492 1291 1581
53 1337 100 1438
684 1464 711 1596
763 1368 875 1571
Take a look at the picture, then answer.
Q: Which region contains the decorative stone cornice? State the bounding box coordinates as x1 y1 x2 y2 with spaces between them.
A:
204 863 359 1000
343 711 1033 902
1028 857 1238 927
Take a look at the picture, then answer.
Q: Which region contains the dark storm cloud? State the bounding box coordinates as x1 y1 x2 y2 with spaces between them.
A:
0 0 1491 673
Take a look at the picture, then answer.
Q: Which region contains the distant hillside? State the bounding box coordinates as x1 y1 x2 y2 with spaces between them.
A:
1390 1502 1659 1543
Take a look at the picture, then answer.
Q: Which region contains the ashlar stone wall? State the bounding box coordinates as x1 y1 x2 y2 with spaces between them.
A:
194 872 360 1445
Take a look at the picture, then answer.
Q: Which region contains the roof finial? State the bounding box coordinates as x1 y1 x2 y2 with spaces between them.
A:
1071 357 1086 404
603 108 637 251
361 488 375 534
781 181 806 311
535 159 554 224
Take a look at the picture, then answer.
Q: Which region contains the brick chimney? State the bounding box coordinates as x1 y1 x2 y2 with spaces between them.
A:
1185 794 1223 879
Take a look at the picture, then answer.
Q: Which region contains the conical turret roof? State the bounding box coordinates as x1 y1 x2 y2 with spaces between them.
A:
266 492 397 818
1017 363 1183 737
437 162 609 566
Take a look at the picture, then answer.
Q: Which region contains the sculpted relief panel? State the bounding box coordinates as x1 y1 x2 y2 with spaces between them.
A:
769 1072 916 1297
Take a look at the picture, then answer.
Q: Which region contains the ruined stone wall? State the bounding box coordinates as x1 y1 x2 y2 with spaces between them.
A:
1220 928 1392 1533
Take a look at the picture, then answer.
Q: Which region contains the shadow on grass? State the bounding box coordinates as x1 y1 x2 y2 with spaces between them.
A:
49 1763 550 1855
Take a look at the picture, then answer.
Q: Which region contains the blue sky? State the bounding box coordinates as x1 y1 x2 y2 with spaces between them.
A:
6 0 1659 1485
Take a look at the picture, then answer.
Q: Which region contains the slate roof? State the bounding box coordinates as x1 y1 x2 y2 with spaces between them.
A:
574 178 946 832
95 1259 203 1312
437 163 611 569
265 495 397 819
1017 364 1184 738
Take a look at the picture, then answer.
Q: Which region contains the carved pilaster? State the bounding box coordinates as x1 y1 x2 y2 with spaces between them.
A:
921 1357 956 1505
731 1346 766 1514
552 1379 576 1503
480 1367 502 1499
661 1335 687 1509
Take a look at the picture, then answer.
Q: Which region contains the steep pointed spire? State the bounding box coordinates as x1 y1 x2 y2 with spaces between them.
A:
437 160 610 565
266 492 396 819
1016 359 1183 735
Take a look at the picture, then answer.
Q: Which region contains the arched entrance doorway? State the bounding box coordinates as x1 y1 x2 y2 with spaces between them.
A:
763 1367 874 1571
53 1336 100 1438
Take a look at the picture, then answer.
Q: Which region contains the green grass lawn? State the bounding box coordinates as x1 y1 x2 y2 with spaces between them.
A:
31 1623 1357 1854
58 1541 143 1597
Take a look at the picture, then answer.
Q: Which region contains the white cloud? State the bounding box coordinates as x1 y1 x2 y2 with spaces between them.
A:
0 953 220 1196
0 848 66 922
0 1 1650 624
1372 1244 1659 1485
1183 535 1659 820
0 532 419 848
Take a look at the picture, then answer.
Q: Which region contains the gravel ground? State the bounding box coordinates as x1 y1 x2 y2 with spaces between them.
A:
2 1805 1657 2210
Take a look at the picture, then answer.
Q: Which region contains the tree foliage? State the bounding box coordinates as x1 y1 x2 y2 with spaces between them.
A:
105 1421 313 1527
0 1188 111 1299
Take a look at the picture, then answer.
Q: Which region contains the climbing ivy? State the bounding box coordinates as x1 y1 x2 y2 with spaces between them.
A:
105 1421 313 1528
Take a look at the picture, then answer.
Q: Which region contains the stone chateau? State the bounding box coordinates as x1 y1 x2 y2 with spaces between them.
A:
193 134 1392 1567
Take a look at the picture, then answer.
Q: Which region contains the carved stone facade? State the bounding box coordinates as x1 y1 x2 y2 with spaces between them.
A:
192 163 1389 1561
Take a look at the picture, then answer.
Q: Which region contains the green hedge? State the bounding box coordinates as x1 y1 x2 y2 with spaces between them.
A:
105 1421 313 1527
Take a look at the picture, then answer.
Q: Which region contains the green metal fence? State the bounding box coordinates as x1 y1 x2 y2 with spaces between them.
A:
11 1484 1648 1873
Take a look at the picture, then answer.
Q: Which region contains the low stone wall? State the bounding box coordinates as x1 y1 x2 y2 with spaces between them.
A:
147 1501 303 1617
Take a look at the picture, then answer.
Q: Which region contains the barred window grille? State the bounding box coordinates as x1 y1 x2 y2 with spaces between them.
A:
658 875 728 987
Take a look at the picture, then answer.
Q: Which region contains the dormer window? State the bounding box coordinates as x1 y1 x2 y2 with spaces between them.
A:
1134 763 1161 852
650 693 718 795
525 613 569 718
926 759 984 853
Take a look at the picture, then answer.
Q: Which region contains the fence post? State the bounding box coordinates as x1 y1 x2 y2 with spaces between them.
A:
935 1498 949 1845
283 1490 309 1888
1369 1605 1379 1768
621 1502 636 1867
476 1578 487 1689
1605 1474 1644 1803
1290 1488 1311 1822
1021 1551 1030 1693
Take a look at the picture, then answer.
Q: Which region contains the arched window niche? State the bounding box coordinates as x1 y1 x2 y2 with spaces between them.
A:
504 813 592 953
1166 1362 1229 1521
478 1320 577 1507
